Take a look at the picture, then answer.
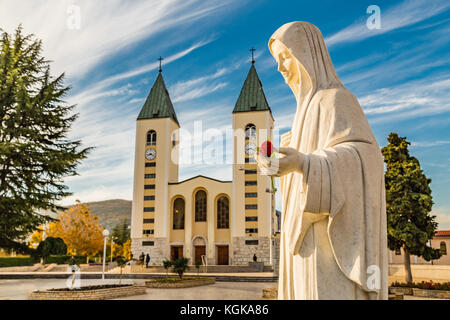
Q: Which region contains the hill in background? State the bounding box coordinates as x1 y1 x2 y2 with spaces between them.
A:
80 199 131 230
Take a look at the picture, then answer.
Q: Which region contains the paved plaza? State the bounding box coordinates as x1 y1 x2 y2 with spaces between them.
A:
0 278 445 300
0 278 277 300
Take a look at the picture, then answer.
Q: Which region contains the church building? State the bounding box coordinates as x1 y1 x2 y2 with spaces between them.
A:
131 59 277 266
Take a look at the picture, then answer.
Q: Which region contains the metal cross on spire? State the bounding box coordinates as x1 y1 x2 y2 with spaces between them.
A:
250 47 256 64
158 56 164 72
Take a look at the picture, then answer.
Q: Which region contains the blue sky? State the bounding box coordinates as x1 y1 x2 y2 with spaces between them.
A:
1 0 449 228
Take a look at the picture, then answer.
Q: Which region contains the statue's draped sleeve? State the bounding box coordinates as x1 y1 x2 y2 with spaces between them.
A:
285 89 387 295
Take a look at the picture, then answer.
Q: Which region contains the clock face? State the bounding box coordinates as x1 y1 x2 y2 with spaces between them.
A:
145 148 156 160
245 142 256 155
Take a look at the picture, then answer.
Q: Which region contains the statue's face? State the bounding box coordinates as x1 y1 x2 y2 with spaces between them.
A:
271 40 298 84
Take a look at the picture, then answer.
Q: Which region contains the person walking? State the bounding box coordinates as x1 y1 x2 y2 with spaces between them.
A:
145 253 150 268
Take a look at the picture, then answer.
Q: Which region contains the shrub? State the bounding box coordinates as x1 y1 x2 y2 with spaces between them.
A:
45 255 85 265
0 257 34 268
32 237 67 264
172 257 189 280
391 281 450 290
162 260 172 276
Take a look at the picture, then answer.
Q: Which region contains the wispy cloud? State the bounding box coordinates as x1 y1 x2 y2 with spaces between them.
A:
359 77 450 123
326 0 449 47
411 140 450 148
0 0 235 79
67 40 214 108
170 68 229 103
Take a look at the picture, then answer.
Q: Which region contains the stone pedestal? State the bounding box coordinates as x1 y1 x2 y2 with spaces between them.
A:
249 262 265 272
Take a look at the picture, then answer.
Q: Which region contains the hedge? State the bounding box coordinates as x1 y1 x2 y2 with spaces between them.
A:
0 255 97 267
45 255 86 265
0 257 34 268
391 281 450 291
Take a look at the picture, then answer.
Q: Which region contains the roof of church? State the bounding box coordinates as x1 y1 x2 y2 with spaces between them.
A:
233 63 272 114
168 175 232 185
137 72 179 125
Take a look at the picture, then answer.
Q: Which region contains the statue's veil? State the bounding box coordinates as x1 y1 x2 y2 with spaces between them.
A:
268 21 344 152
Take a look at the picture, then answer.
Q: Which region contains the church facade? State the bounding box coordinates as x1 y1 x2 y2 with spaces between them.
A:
130 61 277 266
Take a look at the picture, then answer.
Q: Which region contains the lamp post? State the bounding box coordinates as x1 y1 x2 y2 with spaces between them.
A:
110 237 114 263
102 229 109 280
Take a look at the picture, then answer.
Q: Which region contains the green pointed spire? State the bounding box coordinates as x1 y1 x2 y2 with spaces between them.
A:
233 64 271 113
137 72 179 125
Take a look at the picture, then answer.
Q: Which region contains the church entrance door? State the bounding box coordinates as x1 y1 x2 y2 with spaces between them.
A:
194 246 206 264
171 246 183 261
216 245 229 265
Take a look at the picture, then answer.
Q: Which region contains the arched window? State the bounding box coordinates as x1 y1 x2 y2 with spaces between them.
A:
440 241 447 255
245 124 256 140
147 130 157 146
217 196 229 229
173 198 185 230
195 190 207 222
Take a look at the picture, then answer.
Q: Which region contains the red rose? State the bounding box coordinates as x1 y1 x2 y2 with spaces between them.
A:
260 140 273 157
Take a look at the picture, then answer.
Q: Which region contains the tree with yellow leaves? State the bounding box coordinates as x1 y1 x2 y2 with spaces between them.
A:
29 227 44 249
114 239 132 260
48 201 104 263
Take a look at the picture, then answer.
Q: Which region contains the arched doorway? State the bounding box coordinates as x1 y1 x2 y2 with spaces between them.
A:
192 236 206 264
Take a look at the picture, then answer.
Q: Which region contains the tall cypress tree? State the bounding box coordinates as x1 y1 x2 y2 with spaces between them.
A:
112 219 131 246
0 26 90 252
382 133 441 283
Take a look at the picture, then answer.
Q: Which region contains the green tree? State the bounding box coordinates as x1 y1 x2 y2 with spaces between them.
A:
111 219 130 246
0 26 90 253
162 260 172 276
33 237 67 264
172 257 189 280
382 133 441 283
115 255 129 285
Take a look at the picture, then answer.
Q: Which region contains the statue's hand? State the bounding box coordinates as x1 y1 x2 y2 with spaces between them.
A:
254 147 303 177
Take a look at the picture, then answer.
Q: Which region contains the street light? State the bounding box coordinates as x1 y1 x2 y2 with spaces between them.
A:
110 237 114 263
102 229 110 280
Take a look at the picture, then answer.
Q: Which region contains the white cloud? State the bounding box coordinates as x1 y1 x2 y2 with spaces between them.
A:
0 0 249 205
432 208 450 230
411 140 450 148
326 0 449 47
0 0 235 80
61 185 133 206
359 77 450 123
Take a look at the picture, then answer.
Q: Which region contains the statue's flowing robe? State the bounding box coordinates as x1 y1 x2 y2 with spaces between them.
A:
269 22 388 300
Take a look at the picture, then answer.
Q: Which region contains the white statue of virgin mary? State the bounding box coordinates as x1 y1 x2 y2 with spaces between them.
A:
256 22 388 300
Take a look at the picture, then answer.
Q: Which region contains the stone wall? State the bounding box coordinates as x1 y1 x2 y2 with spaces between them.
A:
28 285 146 300
389 264 450 283
271 237 280 277
132 237 166 266
145 278 215 288
412 288 450 299
131 264 269 273
232 237 270 266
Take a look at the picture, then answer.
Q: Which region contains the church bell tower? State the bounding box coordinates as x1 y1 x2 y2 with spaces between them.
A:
231 56 274 265
131 66 179 265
